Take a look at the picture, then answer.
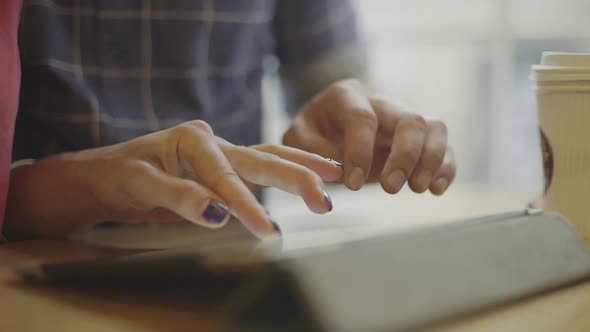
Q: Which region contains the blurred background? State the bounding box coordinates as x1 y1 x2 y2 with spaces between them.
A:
63 0 590 250
260 0 590 234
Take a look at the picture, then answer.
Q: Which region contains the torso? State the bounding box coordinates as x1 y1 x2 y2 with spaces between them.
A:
15 0 278 159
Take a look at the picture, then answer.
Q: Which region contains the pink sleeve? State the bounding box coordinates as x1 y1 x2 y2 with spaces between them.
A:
0 0 24 235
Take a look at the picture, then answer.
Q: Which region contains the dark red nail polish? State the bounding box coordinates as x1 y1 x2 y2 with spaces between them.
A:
324 191 333 211
203 200 230 224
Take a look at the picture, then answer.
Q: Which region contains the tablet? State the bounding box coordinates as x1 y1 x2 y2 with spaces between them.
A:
17 211 590 332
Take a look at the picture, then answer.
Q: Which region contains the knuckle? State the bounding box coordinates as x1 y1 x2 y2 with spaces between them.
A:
297 168 323 189
339 78 363 89
227 144 248 156
173 124 197 138
126 160 154 176
328 79 362 96
407 114 427 129
260 151 282 163
326 83 348 97
184 120 213 135
397 146 422 165
253 151 283 172
257 144 281 156
351 108 378 127
211 170 243 190
177 180 197 194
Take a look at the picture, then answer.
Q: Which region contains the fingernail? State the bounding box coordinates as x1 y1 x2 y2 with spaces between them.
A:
324 191 333 212
417 170 433 190
203 200 230 224
348 167 365 190
270 219 282 235
388 170 405 193
326 158 343 168
432 178 449 194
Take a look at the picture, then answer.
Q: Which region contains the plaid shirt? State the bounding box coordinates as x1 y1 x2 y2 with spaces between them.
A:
14 0 367 160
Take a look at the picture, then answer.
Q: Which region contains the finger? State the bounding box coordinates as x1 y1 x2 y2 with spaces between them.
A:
175 121 276 237
408 120 448 193
380 114 428 194
224 146 334 214
371 96 403 146
429 148 457 196
126 162 231 228
342 107 377 190
253 144 344 182
366 146 390 182
329 82 377 190
282 118 341 159
121 208 183 224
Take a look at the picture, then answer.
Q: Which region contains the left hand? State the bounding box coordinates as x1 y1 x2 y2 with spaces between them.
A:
283 79 456 195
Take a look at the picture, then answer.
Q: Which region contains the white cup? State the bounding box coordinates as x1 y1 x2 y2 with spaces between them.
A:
531 52 590 241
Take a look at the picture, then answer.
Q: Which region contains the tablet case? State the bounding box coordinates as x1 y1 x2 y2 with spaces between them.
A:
17 210 590 331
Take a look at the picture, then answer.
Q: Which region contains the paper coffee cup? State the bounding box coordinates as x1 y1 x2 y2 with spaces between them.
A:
531 52 590 241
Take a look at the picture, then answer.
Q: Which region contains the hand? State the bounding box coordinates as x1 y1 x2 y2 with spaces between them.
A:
283 79 456 195
6 121 342 238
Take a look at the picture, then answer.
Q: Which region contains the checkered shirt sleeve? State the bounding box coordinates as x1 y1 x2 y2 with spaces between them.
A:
274 0 369 112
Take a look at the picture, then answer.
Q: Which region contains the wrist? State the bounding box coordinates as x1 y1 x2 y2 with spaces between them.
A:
57 150 114 222
5 151 104 239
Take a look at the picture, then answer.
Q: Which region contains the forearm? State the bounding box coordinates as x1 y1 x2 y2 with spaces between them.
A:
4 152 105 239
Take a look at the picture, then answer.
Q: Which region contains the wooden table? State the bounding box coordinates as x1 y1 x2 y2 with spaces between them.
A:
2 184 590 332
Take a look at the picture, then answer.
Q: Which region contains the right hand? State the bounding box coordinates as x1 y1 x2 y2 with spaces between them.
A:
80 120 343 237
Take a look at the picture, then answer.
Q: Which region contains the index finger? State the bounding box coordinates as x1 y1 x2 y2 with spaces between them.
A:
175 122 276 237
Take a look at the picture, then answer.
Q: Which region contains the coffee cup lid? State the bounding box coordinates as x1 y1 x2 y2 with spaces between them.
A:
531 52 590 82
540 52 590 68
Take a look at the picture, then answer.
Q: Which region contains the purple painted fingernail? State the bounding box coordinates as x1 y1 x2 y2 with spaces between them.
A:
203 200 230 224
326 158 343 168
270 219 282 235
324 191 333 212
